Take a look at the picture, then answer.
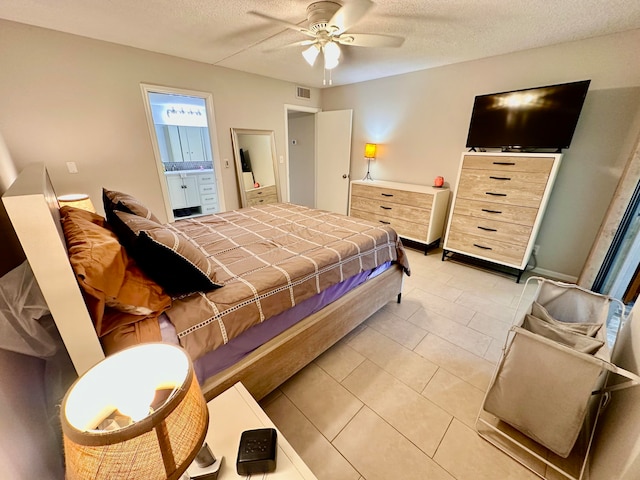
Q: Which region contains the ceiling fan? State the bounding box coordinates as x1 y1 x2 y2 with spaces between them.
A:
250 0 404 80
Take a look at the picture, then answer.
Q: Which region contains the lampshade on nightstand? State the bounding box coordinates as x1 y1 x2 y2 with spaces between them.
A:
57 193 96 213
60 343 208 480
363 143 377 181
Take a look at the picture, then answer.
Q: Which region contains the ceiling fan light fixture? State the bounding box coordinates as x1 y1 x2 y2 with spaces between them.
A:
302 44 321 66
323 41 341 70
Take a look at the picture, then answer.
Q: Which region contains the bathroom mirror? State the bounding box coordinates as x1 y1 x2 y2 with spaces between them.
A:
231 128 280 208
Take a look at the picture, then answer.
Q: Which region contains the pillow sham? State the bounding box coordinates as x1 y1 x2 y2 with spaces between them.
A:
113 210 221 295
103 188 162 224
531 301 602 337
60 206 171 336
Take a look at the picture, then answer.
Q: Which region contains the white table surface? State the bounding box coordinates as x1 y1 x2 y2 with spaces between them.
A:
188 382 317 480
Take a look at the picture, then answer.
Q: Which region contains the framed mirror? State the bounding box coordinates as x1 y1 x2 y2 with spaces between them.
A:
231 128 280 208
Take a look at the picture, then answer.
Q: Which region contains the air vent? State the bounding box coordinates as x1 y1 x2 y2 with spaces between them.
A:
296 86 311 100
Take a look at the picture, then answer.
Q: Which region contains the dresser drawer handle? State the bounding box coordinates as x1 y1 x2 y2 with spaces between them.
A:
379 220 391 225
481 208 502 214
380 206 392 210
485 192 507 197
489 176 511 181
493 162 516 166
477 226 497 232
257 191 263 195
473 243 492 250
381 193 394 197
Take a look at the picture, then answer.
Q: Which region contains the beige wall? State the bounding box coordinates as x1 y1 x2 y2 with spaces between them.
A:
0 19 321 221
288 113 316 207
323 29 640 280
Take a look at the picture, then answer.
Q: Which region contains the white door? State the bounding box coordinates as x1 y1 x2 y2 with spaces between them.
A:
315 110 353 214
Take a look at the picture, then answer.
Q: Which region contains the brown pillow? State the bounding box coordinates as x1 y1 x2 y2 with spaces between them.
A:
60 206 171 336
103 188 162 223
113 211 221 295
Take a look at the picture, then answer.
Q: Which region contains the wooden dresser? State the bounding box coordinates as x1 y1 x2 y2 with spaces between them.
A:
443 152 562 281
349 180 450 253
245 184 278 206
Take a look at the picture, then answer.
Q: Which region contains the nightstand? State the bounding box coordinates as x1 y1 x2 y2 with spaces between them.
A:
188 382 317 479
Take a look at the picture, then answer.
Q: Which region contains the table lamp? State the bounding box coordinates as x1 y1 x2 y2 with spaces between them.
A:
363 143 377 181
60 343 208 480
57 193 97 213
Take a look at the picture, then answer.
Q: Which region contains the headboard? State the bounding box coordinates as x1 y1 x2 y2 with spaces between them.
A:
2 164 104 375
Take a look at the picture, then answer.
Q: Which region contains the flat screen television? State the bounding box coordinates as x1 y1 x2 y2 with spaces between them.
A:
465 80 591 151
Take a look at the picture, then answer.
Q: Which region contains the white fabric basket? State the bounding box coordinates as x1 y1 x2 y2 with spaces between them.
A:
482 277 638 458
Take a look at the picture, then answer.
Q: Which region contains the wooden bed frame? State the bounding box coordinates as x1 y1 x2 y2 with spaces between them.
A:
2 164 404 400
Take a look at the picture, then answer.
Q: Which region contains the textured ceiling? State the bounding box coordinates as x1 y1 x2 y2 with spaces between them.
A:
1 0 640 88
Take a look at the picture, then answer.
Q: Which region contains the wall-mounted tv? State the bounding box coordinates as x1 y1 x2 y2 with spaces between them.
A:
465 80 591 151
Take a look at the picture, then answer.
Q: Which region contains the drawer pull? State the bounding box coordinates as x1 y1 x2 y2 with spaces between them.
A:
489 176 511 181
477 226 497 232
481 208 502 214
381 193 394 197
380 206 392 210
379 220 391 225
473 243 492 250
257 191 263 195
485 192 507 197
493 162 516 166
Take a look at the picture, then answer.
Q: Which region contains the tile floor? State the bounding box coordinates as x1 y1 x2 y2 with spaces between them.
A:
259 247 546 480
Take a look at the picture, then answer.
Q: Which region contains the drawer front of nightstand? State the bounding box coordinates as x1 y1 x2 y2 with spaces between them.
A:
351 184 433 209
350 209 428 239
457 170 548 208
448 213 532 247
452 198 538 226
446 230 526 266
350 196 430 224
462 155 554 174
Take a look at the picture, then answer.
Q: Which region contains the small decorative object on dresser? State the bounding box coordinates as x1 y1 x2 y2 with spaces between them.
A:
349 179 450 254
442 151 562 282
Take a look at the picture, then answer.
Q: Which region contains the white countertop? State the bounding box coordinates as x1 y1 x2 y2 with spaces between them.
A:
164 169 213 175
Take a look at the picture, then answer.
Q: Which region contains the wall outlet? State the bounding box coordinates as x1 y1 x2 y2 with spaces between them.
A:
533 245 540 256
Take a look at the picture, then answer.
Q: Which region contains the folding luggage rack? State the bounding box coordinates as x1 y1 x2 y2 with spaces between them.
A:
476 277 640 480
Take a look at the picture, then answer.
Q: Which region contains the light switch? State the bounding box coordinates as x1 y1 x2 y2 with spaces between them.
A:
224 159 230 168
66 162 78 174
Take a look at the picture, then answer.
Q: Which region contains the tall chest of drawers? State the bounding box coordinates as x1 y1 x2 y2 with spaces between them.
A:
443 152 562 280
349 180 450 253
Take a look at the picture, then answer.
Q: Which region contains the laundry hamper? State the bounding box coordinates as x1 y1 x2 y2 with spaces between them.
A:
476 277 640 480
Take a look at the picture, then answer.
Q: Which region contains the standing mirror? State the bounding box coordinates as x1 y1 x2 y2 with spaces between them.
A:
231 128 280 207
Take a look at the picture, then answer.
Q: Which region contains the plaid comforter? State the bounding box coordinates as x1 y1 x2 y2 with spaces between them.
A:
165 203 410 360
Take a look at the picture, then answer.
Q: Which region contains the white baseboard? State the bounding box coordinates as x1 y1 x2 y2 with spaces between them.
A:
530 267 578 284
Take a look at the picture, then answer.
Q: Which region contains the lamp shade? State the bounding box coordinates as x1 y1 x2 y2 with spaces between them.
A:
61 343 208 480
364 143 377 159
57 193 96 213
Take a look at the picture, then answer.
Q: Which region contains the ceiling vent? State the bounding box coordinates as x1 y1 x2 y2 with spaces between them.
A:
296 86 311 100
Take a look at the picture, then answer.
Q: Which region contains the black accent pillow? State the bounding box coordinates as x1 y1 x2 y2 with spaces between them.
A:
103 188 162 224
112 211 221 296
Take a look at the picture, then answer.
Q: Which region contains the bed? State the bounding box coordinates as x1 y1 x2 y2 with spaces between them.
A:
2 164 408 401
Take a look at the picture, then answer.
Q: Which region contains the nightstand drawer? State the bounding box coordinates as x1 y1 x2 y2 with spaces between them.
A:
247 195 278 206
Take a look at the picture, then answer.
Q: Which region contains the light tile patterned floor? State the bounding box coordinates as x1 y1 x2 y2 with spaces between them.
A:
260 247 543 480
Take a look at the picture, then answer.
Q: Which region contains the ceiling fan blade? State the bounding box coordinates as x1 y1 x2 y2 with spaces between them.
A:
248 11 316 38
328 0 374 35
337 33 405 48
268 39 318 52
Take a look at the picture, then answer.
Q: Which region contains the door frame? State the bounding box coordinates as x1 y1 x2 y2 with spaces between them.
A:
284 104 321 203
140 83 226 222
